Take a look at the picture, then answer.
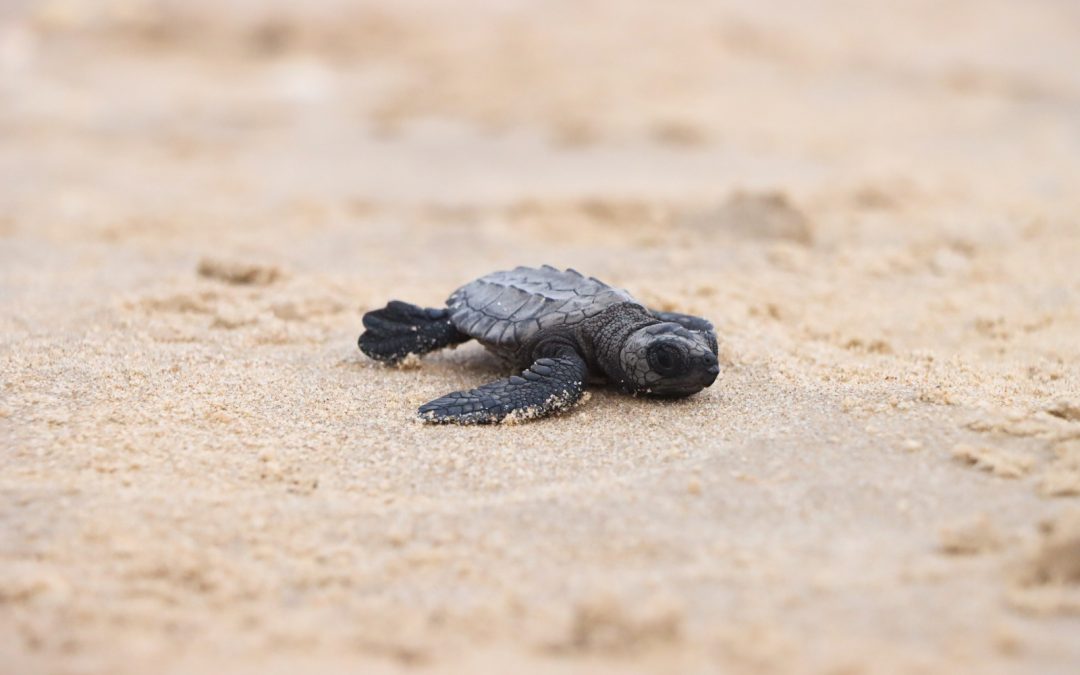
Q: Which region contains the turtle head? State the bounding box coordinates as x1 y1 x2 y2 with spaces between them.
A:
619 322 720 397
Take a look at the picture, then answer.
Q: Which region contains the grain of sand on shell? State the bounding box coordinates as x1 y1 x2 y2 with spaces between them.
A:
3 1 1080 673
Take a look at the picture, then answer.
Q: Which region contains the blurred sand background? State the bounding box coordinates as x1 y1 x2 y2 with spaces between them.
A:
2 0 1080 672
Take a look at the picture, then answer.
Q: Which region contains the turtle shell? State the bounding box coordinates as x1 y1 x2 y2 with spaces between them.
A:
447 265 635 349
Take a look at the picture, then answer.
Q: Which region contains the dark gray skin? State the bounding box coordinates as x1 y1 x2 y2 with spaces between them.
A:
358 266 719 424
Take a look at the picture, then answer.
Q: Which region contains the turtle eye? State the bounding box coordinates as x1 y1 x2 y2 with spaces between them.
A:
647 343 685 376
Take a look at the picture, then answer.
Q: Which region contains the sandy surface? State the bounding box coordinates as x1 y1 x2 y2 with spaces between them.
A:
3 1 1080 673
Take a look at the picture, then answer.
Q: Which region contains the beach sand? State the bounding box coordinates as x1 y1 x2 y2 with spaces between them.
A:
2 1 1080 672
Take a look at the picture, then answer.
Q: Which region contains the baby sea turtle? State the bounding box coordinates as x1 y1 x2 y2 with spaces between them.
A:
359 265 719 424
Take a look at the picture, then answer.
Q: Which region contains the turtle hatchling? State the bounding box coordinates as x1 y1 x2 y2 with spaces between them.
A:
358 266 720 424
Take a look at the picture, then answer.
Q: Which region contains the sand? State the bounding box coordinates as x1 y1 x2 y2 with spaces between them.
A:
2 0 1080 673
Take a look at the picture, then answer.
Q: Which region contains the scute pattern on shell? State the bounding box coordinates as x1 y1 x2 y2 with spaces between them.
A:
447 265 635 347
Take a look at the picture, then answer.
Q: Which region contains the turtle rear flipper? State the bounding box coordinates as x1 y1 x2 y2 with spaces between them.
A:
418 353 589 424
359 301 468 364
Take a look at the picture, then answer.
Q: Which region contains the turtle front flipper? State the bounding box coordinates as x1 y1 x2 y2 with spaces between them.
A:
649 309 718 355
418 353 589 424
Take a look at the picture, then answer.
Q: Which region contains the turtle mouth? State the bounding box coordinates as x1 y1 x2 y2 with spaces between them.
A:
646 385 706 398
645 354 720 397
702 362 720 386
